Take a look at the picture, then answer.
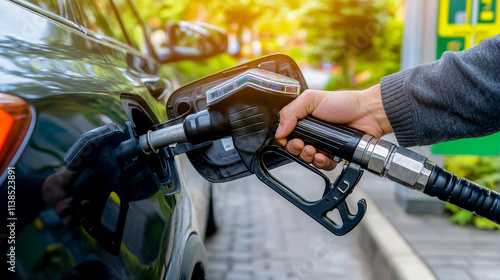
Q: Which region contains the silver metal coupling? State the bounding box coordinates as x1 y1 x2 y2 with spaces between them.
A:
138 123 187 154
352 138 435 192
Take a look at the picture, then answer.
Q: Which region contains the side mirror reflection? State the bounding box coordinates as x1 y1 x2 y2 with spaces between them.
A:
156 21 227 63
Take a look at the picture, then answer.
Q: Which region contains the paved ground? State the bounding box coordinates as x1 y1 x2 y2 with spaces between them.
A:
361 172 500 280
205 163 372 280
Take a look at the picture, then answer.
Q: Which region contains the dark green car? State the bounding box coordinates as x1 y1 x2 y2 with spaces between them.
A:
0 0 226 279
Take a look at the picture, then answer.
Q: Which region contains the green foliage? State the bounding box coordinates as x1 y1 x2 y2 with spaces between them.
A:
160 54 238 86
324 74 352 91
131 0 190 24
287 47 306 63
444 156 500 230
125 0 404 92
303 0 385 60
447 206 474 225
473 216 500 230
305 0 403 89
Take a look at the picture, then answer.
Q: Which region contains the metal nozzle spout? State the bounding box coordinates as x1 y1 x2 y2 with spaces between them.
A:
138 123 187 154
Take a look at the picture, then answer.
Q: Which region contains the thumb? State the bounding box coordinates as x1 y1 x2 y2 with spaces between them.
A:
275 90 319 143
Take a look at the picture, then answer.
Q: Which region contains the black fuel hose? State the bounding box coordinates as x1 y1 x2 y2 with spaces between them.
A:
425 165 500 224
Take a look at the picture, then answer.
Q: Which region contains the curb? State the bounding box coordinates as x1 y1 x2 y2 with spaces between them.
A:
354 190 437 280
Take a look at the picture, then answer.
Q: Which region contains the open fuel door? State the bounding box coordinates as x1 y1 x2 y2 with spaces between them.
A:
165 54 308 182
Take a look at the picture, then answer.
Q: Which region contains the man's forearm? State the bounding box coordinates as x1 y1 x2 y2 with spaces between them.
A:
380 35 500 147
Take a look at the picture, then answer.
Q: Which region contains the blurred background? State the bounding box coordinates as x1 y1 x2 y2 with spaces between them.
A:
152 0 403 90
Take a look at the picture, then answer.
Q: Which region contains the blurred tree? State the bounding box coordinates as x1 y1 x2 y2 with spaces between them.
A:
120 0 403 88
131 0 190 25
304 0 402 88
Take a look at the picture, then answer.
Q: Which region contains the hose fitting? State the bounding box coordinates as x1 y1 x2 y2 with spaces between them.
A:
353 137 434 192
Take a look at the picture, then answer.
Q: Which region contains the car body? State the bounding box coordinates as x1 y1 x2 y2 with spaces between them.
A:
0 0 224 279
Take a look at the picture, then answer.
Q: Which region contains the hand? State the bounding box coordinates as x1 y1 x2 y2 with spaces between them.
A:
275 84 392 170
42 170 92 227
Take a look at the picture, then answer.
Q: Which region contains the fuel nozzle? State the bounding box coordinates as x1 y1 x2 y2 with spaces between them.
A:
136 67 499 229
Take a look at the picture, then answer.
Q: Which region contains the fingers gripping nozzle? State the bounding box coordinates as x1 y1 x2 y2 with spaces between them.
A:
290 117 435 192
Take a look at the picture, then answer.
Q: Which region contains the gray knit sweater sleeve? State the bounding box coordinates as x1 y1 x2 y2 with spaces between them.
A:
380 35 500 147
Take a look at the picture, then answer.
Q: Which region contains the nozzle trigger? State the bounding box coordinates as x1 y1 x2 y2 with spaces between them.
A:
253 145 366 236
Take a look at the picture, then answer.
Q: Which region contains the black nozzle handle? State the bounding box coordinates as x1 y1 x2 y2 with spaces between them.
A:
288 116 367 161
424 165 500 224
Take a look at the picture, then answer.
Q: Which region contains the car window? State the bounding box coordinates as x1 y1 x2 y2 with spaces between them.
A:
77 0 127 44
25 0 62 15
112 0 146 52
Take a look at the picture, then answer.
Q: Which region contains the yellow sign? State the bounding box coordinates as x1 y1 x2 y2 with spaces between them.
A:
433 0 500 155
438 0 500 48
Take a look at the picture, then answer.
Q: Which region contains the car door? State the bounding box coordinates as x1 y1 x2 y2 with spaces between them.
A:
0 0 143 279
0 0 189 279
66 0 210 278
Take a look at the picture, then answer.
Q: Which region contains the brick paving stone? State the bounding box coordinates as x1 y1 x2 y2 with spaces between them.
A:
225 271 254 280
205 164 372 280
471 269 500 280
432 268 475 280
425 256 471 267
207 261 230 274
361 171 500 280
207 271 225 280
